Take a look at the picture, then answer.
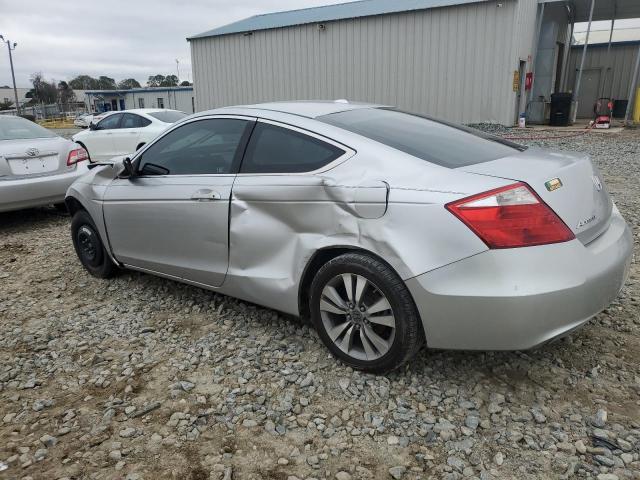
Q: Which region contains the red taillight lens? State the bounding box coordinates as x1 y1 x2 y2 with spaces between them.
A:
445 182 575 248
67 147 89 166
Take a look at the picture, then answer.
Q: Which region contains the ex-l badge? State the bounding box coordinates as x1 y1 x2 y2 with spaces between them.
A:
545 178 563 192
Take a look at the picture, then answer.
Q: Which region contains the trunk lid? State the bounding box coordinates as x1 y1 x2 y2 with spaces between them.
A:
462 147 612 244
0 137 70 179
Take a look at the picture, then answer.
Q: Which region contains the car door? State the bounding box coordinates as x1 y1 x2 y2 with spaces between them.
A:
102 116 255 287
110 113 150 156
86 113 123 162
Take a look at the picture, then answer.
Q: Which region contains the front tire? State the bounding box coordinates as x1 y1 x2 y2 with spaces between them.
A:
309 253 423 373
71 210 116 278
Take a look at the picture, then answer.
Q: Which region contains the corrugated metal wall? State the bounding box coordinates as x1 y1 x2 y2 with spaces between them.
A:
567 43 640 103
191 0 530 125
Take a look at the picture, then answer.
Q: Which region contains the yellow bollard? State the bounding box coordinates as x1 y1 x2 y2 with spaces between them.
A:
634 87 640 124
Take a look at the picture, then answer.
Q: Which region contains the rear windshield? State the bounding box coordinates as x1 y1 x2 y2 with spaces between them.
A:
0 117 56 141
318 108 526 168
148 111 188 123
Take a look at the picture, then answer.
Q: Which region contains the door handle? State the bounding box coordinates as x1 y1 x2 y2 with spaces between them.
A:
191 189 222 201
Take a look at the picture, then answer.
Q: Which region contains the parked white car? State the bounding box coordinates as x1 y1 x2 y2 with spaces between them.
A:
72 109 187 162
74 113 99 128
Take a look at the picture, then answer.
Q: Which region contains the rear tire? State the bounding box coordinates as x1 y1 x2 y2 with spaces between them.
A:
309 253 423 373
71 210 116 278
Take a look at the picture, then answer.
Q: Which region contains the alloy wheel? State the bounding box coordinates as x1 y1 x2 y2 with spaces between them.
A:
319 273 396 361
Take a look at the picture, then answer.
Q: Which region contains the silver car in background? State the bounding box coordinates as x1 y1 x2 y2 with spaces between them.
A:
65 102 633 372
1 116 89 212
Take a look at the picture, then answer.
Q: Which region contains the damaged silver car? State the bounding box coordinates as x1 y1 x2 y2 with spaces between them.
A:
65 101 632 372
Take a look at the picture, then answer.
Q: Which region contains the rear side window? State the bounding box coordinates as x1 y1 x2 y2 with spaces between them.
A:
240 122 344 174
149 111 188 123
121 113 151 128
318 108 525 168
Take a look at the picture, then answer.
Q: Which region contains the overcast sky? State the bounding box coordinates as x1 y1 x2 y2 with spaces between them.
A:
2 1 639 89
0 0 345 88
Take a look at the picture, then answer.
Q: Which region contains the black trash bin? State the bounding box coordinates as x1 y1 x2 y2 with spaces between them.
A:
612 100 628 118
550 93 573 126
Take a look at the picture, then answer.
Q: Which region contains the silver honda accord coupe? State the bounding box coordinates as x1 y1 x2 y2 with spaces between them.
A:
65 101 633 372
1 116 89 212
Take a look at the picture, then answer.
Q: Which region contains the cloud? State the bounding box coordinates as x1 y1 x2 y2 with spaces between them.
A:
0 0 345 87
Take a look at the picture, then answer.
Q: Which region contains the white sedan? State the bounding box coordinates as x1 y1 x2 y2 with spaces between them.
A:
73 112 106 128
72 109 187 162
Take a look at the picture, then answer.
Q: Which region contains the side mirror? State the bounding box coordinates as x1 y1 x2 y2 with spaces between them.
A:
89 122 97 130
121 157 135 179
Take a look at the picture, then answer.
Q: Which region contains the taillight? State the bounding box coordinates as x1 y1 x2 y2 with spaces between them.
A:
67 147 89 166
445 182 575 248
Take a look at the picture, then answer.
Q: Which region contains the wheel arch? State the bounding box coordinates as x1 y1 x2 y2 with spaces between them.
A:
64 195 87 216
298 246 424 336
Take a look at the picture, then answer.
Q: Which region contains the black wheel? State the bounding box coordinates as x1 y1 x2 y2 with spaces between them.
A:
309 253 423 373
71 210 116 278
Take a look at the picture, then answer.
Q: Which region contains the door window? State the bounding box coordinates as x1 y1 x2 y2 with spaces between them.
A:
121 113 151 129
157 98 164 108
96 113 122 130
137 118 250 175
138 98 145 108
240 122 344 174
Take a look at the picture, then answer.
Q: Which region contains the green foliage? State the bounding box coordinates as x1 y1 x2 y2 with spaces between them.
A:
118 78 142 89
0 99 14 110
147 74 180 87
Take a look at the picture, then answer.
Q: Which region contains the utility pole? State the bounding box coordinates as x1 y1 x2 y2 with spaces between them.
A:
0 35 20 115
175 59 180 83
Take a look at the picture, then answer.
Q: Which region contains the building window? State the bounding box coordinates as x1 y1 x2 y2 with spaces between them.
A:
157 98 164 108
138 98 144 108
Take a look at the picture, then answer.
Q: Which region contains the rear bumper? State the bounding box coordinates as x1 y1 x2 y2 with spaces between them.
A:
406 206 633 350
0 164 89 213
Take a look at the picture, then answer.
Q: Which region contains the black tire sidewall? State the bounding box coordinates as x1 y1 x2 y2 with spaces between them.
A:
71 210 114 278
310 254 420 373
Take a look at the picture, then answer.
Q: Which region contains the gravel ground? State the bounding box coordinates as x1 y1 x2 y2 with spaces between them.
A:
1 128 639 480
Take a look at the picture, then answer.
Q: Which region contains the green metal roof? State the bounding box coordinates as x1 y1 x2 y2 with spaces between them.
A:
189 0 490 39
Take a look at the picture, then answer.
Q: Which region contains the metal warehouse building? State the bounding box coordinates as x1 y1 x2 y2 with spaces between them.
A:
189 0 640 126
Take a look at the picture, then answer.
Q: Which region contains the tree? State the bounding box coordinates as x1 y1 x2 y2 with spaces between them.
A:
0 99 14 110
28 72 58 104
68 75 99 90
147 74 179 87
97 76 117 90
161 75 178 87
118 78 141 89
147 74 165 87
179 80 191 86
58 81 76 107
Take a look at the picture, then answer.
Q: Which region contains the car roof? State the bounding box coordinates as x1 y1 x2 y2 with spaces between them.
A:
199 100 386 119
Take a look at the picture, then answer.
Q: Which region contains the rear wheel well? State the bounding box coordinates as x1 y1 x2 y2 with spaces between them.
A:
298 247 415 322
64 196 86 216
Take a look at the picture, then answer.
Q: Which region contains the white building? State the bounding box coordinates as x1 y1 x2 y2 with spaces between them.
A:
84 86 195 114
188 0 640 125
